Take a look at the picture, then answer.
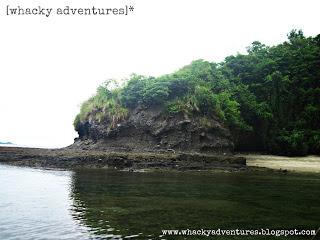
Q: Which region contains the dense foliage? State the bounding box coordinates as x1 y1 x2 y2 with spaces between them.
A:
75 30 320 156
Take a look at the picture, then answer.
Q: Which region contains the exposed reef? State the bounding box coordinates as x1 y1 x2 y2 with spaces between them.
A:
0 147 246 170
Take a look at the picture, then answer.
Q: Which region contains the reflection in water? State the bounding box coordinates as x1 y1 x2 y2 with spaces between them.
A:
0 165 93 240
69 169 320 240
0 165 319 240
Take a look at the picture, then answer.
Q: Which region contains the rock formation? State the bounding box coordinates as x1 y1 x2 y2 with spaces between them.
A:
73 105 234 154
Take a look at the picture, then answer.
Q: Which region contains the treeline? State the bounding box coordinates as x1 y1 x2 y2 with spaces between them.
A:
75 30 320 156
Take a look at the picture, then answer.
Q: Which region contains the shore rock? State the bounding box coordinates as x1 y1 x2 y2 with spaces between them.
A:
0 147 246 170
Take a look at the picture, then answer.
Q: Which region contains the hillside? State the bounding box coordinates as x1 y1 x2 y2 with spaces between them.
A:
73 30 320 156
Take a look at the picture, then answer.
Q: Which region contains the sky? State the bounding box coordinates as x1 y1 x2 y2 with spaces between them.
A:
0 0 319 148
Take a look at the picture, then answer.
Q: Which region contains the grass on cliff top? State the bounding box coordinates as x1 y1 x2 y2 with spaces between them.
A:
75 82 128 130
74 61 246 132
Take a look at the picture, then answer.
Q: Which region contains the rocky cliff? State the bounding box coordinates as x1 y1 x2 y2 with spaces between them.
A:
73 105 234 154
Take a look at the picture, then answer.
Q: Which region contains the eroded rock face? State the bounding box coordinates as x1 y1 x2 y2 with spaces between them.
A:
73 106 234 154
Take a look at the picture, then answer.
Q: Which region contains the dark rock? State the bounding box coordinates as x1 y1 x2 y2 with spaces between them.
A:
73 106 234 154
0 146 246 170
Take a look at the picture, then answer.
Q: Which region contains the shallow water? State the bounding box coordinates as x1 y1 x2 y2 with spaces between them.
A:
0 164 319 239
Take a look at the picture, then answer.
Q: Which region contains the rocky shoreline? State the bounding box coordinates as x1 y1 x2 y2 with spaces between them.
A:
0 146 246 171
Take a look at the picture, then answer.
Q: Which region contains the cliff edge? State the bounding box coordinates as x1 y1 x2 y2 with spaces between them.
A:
70 61 246 155
73 105 234 154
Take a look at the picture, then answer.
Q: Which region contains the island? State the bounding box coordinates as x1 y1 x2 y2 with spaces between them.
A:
1 30 319 171
0 141 13 145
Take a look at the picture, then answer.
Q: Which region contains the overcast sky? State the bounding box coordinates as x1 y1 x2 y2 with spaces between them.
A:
0 0 319 148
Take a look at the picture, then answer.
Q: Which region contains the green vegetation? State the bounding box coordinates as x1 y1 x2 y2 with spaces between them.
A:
75 30 320 156
74 80 128 131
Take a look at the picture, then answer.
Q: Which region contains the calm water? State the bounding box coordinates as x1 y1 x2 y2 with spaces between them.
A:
0 164 319 240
